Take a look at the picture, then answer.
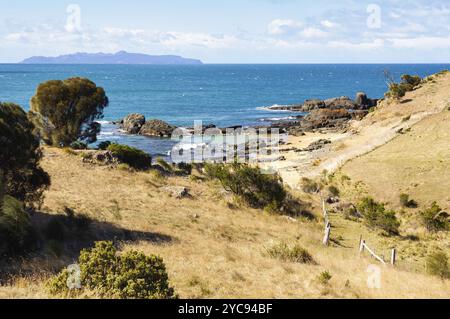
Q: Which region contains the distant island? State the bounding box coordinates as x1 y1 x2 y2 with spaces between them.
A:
20 51 203 65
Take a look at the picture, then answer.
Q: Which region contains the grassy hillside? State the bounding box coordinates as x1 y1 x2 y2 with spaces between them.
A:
0 146 449 299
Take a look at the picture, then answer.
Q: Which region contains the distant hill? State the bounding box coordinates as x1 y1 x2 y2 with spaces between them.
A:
20 51 203 65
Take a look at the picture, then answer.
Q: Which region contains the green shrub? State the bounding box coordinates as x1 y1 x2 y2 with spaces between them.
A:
399 193 418 208
48 241 176 299
0 195 36 256
176 162 193 176
357 197 400 235
426 251 450 279
420 202 449 232
328 185 340 197
0 102 50 207
266 242 315 264
204 163 286 210
97 141 112 150
30 77 108 146
385 74 422 100
317 271 332 285
107 144 152 170
69 141 88 150
155 157 173 173
301 178 319 194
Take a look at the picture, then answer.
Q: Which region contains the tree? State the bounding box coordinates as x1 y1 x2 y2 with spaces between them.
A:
30 77 109 146
0 102 50 207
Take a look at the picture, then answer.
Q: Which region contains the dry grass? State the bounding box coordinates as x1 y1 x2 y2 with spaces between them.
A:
1 147 449 299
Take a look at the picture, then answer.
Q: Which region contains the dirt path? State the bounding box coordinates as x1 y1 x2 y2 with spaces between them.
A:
271 72 450 189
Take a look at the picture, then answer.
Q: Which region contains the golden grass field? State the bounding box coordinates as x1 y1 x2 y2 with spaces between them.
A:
1 72 449 299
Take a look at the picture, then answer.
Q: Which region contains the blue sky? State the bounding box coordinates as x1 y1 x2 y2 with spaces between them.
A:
1 0 449 63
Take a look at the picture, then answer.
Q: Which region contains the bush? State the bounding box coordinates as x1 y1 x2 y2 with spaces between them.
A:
97 141 112 150
420 202 449 232
426 251 450 279
301 178 320 194
204 163 286 210
69 141 88 150
328 185 340 197
107 144 152 170
399 193 418 208
30 77 108 146
266 242 315 264
176 162 193 176
385 74 422 100
0 195 36 256
48 241 176 299
317 271 332 285
155 157 173 173
0 102 50 207
357 197 400 235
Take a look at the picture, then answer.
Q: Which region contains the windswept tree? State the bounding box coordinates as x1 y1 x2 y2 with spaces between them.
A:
30 77 109 147
0 102 50 207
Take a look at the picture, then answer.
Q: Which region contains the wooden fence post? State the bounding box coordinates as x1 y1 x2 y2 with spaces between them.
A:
359 240 365 254
323 225 331 246
391 248 397 266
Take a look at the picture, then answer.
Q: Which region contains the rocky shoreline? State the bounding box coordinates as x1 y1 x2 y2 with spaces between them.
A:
111 91 379 139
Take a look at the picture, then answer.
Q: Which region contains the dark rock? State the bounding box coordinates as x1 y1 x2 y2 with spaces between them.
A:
355 92 378 109
301 99 326 111
300 108 352 131
121 113 145 134
139 119 177 137
302 139 331 152
324 96 357 110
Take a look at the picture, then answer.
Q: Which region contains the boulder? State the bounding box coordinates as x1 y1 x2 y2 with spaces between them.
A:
301 99 326 111
303 139 331 152
324 96 357 110
122 113 145 134
355 92 378 109
139 119 177 137
162 186 190 199
81 150 119 166
301 108 352 131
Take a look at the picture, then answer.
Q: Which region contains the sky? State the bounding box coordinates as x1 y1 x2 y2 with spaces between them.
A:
1 0 450 63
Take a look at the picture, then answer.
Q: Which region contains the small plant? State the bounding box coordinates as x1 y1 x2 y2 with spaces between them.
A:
426 251 450 279
301 178 319 194
97 141 112 150
47 241 176 299
420 202 449 232
384 72 422 100
317 271 332 285
357 197 400 235
107 143 152 170
399 193 418 208
63 148 78 156
328 185 340 197
155 157 173 173
69 141 88 150
266 242 315 264
204 163 287 211
0 195 36 256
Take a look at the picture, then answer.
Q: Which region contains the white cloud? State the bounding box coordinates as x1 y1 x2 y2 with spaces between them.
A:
267 19 303 36
320 20 336 28
301 27 328 39
389 36 450 49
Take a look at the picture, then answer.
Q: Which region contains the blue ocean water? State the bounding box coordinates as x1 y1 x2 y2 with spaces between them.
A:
1 64 449 156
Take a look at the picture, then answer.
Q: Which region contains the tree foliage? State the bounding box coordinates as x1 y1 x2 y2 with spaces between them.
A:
30 77 108 146
357 197 400 235
0 102 50 206
48 241 176 299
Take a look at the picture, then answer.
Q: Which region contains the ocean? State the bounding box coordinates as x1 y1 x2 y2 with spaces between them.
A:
1 64 449 157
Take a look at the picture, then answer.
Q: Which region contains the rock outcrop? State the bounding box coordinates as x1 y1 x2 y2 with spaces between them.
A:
119 114 177 138
139 119 177 137
300 108 352 131
121 113 146 134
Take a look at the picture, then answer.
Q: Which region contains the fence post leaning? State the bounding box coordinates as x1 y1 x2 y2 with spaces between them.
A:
323 224 331 246
391 248 397 266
